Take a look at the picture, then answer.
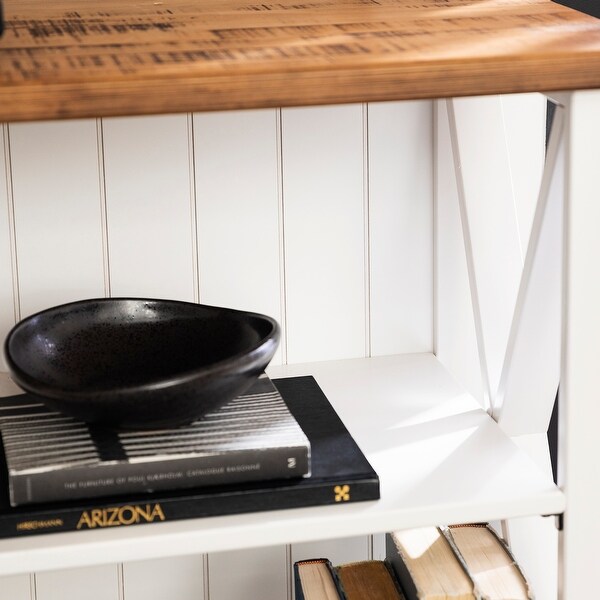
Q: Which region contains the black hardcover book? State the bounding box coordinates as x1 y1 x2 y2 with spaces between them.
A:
552 0 600 18
0 376 379 538
0 374 311 506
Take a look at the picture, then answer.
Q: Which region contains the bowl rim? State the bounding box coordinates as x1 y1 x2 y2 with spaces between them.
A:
3 297 280 400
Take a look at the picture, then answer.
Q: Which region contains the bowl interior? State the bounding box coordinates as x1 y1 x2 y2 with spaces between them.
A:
6 300 274 392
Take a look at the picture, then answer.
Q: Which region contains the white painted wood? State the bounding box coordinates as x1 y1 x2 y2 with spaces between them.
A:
282 105 366 363
209 547 286 600
35 565 119 600
0 126 16 372
193 109 283 364
508 435 558 600
123 555 204 600
496 107 564 435
434 101 484 405
0 574 32 600
501 94 547 251
102 114 196 301
8 120 106 317
0 355 563 575
447 97 524 408
292 536 369 566
372 534 386 561
507 515 558 600
368 101 433 356
559 89 600 600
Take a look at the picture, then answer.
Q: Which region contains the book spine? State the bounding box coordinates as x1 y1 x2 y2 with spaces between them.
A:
0 475 379 538
294 561 308 600
295 559 347 600
9 445 310 506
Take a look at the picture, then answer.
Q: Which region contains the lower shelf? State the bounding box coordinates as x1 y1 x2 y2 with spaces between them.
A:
0 353 564 575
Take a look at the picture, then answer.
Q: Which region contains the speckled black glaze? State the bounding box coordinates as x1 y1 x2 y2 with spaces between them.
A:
4 298 280 430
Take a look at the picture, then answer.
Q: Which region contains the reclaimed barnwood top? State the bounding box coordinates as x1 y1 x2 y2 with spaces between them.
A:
0 0 599 121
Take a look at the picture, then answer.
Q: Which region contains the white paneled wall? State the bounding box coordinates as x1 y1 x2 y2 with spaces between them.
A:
282 104 367 363
123 556 204 600
35 565 120 600
102 114 196 301
0 94 550 599
0 100 433 600
0 573 32 600
9 120 106 318
0 126 16 373
368 101 433 357
208 546 287 600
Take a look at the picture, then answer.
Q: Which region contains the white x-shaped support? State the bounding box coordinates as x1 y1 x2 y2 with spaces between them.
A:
440 91 600 600
447 98 564 438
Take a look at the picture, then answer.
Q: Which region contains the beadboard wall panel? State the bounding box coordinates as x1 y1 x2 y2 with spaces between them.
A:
193 109 284 365
0 100 434 599
0 126 15 373
102 114 196 301
35 565 120 600
368 101 433 357
282 104 367 364
123 556 204 600
292 536 370 566
8 120 106 318
208 546 287 600
0 573 32 600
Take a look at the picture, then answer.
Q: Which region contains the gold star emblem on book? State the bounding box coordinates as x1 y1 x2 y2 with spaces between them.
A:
334 484 350 502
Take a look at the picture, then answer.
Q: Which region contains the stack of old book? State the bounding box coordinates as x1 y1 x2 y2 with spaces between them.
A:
295 523 533 600
0 375 380 538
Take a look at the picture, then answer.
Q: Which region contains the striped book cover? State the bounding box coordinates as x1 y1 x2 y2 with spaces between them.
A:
0 374 311 506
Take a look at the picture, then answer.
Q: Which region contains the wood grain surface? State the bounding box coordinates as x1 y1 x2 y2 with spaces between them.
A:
0 0 599 120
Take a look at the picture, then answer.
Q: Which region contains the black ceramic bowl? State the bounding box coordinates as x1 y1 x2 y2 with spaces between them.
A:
4 298 280 430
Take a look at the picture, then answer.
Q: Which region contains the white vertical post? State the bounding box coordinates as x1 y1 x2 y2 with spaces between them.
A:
559 89 600 599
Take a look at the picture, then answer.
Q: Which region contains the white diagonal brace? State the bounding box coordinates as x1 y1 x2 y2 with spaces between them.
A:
447 97 524 411
495 106 565 435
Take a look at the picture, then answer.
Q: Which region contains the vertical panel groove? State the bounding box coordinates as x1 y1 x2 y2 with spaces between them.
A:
432 101 439 356
117 564 124 600
2 124 20 322
30 573 37 600
96 118 111 298
187 113 200 304
203 554 210 600
363 103 372 358
285 544 293 600
276 108 289 365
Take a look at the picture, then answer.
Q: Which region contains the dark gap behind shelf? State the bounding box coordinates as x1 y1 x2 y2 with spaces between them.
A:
546 99 559 485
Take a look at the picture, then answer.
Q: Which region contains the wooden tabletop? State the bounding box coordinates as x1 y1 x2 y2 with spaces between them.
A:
1 0 599 121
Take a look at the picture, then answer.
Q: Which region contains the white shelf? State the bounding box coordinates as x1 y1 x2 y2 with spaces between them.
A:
0 353 564 575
